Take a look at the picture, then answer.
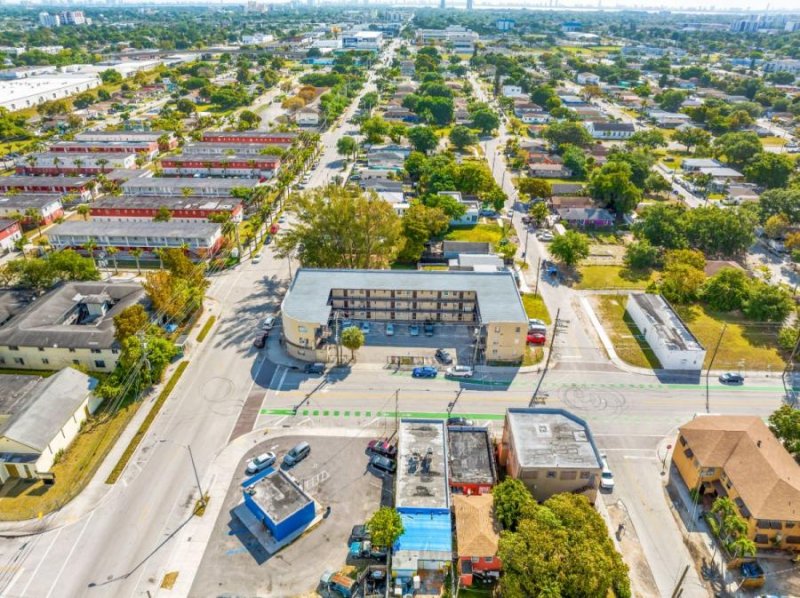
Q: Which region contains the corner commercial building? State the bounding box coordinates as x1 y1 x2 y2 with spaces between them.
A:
280 269 528 364
498 408 603 503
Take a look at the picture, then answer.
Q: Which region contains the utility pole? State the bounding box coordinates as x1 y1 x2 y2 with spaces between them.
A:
534 257 541 295
705 324 726 413
394 389 399 434
529 308 560 407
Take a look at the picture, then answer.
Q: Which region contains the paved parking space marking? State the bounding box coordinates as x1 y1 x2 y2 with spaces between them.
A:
259 408 506 420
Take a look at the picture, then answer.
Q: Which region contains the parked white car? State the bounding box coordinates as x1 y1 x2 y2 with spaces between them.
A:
600 454 615 490
246 451 276 474
446 365 474 378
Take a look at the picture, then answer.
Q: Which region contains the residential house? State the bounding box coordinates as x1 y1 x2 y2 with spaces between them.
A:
682 158 722 173
501 84 525 98
549 196 594 210
296 107 320 127
498 407 603 503
0 368 101 483
673 415 800 551
576 72 600 85
453 494 502 587
585 121 635 140
529 162 572 179
440 191 479 226
557 207 614 228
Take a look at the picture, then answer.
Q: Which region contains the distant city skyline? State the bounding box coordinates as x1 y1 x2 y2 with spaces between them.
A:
1 0 799 12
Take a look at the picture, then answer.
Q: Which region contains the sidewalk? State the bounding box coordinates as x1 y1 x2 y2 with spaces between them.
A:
0 301 221 536
156 425 377 597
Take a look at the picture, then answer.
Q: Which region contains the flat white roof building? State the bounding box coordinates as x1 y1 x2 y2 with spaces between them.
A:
626 293 705 370
0 73 100 111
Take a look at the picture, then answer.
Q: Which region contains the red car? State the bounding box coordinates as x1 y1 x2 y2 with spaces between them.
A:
527 332 546 345
269 223 279 235
367 439 397 459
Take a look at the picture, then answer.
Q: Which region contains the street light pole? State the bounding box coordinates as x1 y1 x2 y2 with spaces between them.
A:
187 444 206 508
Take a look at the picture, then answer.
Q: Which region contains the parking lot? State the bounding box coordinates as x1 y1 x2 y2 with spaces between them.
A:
191 435 388 597
344 321 478 366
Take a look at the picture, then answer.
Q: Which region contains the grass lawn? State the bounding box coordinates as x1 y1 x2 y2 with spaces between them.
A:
674 305 785 371
521 293 552 324
575 265 658 290
523 345 544 366
660 156 682 169
445 223 503 245
0 394 140 521
760 136 786 147
594 295 662 369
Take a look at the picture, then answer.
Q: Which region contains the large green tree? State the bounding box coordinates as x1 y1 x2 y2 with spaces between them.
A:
588 161 641 215
768 405 800 458
398 203 449 263
744 153 795 189
492 478 535 531
499 493 631 598
276 185 402 269
549 231 590 267
407 126 439 154
366 507 404 549
542 121 592 149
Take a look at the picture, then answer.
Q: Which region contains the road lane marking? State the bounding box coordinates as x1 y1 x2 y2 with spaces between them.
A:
45 512 94 598
21 527 63 597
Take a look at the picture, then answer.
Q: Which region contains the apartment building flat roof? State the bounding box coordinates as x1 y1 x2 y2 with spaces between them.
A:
0 176 92 187
182 142 291 154
0 282 145 350
121 177 258 191
48 220 221 239
284 268 528 326
397 419 449 511
0 194 63 209
91 195 241 211
506 408 602 470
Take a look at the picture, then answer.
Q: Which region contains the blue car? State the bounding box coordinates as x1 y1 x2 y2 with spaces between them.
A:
412 366 438 378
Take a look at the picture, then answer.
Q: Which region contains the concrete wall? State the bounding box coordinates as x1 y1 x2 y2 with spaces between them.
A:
485 322 526 362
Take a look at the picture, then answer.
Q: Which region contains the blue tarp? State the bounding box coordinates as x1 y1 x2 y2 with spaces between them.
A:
393 511 453 553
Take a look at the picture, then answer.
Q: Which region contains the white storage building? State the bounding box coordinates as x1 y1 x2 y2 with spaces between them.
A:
626 293 706 370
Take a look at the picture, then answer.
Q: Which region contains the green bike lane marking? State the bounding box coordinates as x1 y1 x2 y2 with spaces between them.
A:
260 408 506 420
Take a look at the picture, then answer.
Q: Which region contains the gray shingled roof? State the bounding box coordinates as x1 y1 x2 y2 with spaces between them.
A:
0 282 146 350
0 368 97 453
121 177 258 191
283 268 528 325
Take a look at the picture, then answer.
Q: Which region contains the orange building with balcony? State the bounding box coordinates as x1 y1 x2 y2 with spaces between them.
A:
673 415 800 551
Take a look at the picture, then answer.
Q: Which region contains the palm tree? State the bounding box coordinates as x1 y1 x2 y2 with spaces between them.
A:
72 158 84 175
77 204 90 221
25 154 38 174
24 208 42 237
130 248 143 274
52 155 62 175
106 246 119 273
722 513 748 544
96 158 109 174
14 235 27 259
728 536 756 559
83 239 97 267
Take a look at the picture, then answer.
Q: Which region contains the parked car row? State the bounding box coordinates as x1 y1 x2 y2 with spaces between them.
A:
245 440 310 474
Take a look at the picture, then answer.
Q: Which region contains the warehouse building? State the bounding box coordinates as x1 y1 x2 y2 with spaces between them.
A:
625 293 706 370
90 195 243 223
498 408 603 503
0 283 146 373
121 177 259 198
281 269 528 363
47 221 224 259
0 73 100 111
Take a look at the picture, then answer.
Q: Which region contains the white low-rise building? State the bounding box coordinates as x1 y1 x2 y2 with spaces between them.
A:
501 84 525 98
625 293 706 370
296 107 320 127
0 72 100 111
577 72 600 85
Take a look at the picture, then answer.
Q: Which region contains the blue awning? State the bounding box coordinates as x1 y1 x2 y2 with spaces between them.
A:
394 510 453 553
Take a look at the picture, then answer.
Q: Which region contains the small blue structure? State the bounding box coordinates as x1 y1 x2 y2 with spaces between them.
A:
242 467 315 542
